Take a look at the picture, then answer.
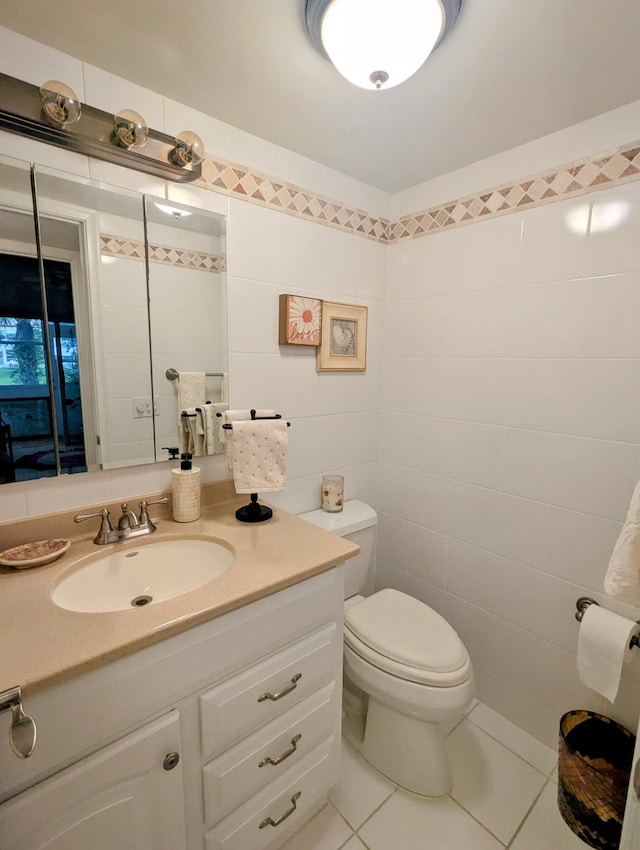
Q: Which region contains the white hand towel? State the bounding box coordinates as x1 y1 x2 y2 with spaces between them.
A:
604 480 640 605
230 420 288 494
194 407 207 456
180 410 198 454
219 410 276 473
211 403 228 454
177 373 205 452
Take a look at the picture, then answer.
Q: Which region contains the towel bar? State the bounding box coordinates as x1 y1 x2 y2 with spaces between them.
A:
216 408 290 524
166 368 224 380
216 409 290 427
575 596 640 649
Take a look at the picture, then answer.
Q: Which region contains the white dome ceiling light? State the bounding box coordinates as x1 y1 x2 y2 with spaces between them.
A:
305 0 462 91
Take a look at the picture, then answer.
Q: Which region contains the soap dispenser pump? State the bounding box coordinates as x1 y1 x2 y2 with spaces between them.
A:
171 452 201 522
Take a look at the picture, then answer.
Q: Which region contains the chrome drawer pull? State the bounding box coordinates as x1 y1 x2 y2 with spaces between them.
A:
258 734 302 768
0 686 37 759
259 791 301 829
258 673 302 702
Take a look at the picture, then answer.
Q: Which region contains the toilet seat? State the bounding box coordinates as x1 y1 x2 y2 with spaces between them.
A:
344 589 471 687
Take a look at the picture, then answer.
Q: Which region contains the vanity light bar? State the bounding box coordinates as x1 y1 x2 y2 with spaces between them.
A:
0 73 202 183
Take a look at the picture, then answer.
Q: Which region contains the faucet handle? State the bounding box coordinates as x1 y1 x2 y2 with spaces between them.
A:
74 507 111 524
73 508 113 544
138 497 169 527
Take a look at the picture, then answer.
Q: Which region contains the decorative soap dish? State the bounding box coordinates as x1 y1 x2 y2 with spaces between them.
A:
0 538 71 569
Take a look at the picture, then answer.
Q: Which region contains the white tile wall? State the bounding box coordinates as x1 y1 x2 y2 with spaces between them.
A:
384 174 640 747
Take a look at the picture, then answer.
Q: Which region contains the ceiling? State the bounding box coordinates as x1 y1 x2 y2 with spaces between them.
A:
2 0 640 193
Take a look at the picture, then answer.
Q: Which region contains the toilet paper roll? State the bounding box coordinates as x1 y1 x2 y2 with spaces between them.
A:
577 604 640 702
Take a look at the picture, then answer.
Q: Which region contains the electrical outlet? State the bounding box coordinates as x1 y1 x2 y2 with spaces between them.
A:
133 398 153 418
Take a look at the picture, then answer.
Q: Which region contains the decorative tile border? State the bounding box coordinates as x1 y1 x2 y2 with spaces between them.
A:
389 142 640 242
100 235 226 271
190 140 640 246
197 158 390 243
99 140 640 251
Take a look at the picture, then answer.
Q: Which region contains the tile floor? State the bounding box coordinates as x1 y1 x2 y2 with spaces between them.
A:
282 701 588 850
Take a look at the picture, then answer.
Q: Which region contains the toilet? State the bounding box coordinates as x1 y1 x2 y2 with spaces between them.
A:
299 500 474 796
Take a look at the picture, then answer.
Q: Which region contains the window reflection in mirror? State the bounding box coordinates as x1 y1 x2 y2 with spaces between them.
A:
0 155 58 484
0 253 87 480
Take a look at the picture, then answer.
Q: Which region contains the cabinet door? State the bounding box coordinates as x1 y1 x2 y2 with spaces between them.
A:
0 711 186 850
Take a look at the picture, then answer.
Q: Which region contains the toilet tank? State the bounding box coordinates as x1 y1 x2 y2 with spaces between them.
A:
298 500 377 600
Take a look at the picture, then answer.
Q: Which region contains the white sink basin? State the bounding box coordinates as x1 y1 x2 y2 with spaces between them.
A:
51 538 235 613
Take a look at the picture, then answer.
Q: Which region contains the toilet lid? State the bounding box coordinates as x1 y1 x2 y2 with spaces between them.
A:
344 589 470 680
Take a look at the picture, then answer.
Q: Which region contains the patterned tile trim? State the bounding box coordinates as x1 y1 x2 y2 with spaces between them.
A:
389 141 640 242
100 235 226 271
191 141 640 246
99 141 640 249
197 158 391 243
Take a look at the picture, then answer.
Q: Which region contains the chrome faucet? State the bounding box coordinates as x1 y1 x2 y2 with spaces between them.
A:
74 497 169 545
117 502 139 530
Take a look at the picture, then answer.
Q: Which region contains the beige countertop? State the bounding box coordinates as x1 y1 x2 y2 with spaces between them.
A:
0 482 358 697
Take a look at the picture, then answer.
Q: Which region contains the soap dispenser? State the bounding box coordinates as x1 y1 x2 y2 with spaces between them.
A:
171 452 201 522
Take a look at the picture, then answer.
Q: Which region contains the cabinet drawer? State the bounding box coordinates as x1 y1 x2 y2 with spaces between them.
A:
203 682 336 825
200 624 339 759
204 737 334 850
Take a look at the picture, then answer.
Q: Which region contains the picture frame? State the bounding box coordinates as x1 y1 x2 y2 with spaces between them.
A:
278 294 322 346
317 301 367 372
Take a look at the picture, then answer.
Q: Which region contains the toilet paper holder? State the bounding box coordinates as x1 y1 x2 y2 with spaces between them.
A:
575 597 640 649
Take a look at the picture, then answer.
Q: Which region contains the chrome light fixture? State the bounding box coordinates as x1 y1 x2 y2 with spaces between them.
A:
305 0 462 90
170 130 205 167
114 109 149 149
39 80 82 126
0 73 203 182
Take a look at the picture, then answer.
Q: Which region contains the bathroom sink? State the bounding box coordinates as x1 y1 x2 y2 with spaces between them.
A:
51 538 235 613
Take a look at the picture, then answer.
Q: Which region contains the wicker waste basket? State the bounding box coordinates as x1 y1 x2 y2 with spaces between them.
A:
558 710 635 850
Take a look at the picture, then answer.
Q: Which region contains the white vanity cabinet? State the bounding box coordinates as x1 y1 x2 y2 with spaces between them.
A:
0 567 344 850
0 711 186 850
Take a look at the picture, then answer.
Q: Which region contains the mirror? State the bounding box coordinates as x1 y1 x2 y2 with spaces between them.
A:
144 196 227 462
0 156 41 483
0 154 228 485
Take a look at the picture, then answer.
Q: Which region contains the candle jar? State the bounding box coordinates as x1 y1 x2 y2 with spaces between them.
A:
322 474 344 512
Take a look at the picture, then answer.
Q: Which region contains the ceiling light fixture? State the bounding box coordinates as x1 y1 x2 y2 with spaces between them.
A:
154 202 193 218
306 0 462 91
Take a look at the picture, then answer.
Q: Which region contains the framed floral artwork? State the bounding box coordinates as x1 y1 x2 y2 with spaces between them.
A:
278 294 322 346
317 301 367 372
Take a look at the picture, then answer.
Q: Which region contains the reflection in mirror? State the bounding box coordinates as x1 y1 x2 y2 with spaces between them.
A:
144 196 228 461
34 164 153 472
0 156 228 485
0 156 154 485
0 156 42 483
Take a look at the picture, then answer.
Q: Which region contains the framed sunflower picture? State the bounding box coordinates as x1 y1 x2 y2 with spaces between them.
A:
278 294 322 346
317 301 367 372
